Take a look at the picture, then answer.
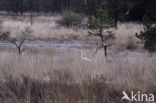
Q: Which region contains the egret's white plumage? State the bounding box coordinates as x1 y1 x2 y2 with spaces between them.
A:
80 50 92 62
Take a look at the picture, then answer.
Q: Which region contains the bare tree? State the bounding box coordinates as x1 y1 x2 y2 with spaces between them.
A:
0 27 32 55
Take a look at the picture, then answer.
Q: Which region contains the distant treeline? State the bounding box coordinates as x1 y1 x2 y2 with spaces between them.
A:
0 0 156 21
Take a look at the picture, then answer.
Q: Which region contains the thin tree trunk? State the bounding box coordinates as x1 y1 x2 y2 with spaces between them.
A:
18 47 21 55
104 46 107 57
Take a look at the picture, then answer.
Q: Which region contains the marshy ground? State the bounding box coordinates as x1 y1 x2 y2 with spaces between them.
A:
0 15 156 103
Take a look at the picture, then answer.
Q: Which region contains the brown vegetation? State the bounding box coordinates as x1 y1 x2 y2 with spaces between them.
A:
0 15 154 103
0 48 156 103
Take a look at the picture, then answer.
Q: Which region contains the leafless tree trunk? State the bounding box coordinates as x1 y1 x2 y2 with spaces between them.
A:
10 38 26 55
0 27 32 55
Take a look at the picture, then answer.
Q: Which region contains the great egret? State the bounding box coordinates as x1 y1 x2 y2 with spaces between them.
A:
80 50 92 62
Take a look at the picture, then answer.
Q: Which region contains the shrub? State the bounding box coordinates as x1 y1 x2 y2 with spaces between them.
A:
126 37 137 50
57 11 82 28
136 16 156 52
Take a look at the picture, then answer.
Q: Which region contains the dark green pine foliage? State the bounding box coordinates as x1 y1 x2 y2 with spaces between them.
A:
136 16 156 52
87 8 115 42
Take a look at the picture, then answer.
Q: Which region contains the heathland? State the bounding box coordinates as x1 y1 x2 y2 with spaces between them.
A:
0 15 156 103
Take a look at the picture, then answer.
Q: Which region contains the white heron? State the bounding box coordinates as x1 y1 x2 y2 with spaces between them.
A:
80 50 92 62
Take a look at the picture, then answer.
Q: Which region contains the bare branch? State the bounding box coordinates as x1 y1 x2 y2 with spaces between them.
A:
107 43 114 47
10 39 19 48
0 27 32 55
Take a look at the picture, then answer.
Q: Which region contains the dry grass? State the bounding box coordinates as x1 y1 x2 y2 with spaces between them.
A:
1 16 87 40
0 15 154 103
1 15 144 51
114 22 143 50
1 16 143 39
0 48 156 103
